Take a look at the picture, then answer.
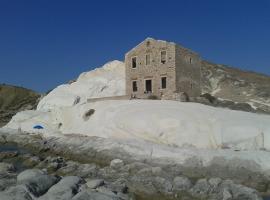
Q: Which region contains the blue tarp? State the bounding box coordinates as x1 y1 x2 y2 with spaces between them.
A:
33 125 44 129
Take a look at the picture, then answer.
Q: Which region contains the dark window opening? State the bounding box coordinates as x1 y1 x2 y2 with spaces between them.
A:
132 81 138 92
190 57 192 64
145 79 152 93
132 57 137 68
161 77 167 89
161 51 166 64
146 54 150 65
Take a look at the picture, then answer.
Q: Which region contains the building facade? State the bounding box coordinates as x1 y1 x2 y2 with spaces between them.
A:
125 38 201 99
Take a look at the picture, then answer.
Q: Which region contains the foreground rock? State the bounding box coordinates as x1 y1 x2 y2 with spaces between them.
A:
0 130 268 199
17 169 60 197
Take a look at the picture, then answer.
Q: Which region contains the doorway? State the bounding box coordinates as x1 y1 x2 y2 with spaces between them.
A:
145 79 152 93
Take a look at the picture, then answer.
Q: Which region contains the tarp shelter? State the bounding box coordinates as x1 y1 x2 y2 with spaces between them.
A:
33 125 44 129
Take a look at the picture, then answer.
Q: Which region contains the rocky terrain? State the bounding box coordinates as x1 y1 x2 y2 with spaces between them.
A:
0 138 264 200
0 60 270 200
0 84 40 127
201 61 270 113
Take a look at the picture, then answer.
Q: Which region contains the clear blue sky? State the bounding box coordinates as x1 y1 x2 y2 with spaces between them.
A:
0 0 269 92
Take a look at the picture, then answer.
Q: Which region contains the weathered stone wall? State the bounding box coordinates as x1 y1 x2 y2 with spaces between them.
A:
125 38 176 99
175 45 201 97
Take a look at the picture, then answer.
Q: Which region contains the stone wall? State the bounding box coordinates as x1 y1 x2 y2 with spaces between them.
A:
175 45 201 97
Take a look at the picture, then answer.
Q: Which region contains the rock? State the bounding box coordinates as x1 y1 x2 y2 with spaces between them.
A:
76 163 98 178
110 159 124 170
128 175 158 196
124 162 150 174
86 179 104 189
0 178 16 191
222 188 232 200
225 182 262 200
56 161 79 176
0 151 18 160
136 167 153 176
39 176 85 200
189 178 211 198
96 186 119 197
22 155 41 168
17 169 60 197
109 178 128 194
151 167 162 175
36 156 66 173
0 162 15 173
72 190 120 200
208 177 222 194
173 176 192 191
153 177 173 195
0 185 33 200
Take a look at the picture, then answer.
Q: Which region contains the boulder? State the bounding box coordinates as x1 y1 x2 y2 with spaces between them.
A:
17 169 60 197
110 159 124 170
0 185 33 200
39 176 85 200
189 179 211 198
86 179 104 189
0 162 15 174
173 176 192 192
72 190 120 200
76 163 98 178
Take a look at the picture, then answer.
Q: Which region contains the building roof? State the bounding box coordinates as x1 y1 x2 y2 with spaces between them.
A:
125 37 199 56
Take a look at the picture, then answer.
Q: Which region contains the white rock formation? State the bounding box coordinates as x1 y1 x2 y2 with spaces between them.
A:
37 60 125 111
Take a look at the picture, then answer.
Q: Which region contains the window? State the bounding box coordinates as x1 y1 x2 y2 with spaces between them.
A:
161 51 166 64
146 54 150 65
132 57 137 68
145 79 152 93
189 57 192 64
132 81 138 92
161 77 167 89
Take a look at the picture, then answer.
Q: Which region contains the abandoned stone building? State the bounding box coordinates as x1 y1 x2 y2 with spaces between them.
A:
125 38 201 100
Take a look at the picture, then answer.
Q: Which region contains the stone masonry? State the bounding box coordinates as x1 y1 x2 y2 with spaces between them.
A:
125 38 201 99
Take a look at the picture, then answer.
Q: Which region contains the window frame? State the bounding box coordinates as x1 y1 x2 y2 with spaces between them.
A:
145 54 150 65
160 51 167 64
131 56 137 69
132 80 138 92
161 76 167 89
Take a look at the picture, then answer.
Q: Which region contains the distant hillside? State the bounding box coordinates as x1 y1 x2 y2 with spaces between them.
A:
201 61 270 113
0 84 41 126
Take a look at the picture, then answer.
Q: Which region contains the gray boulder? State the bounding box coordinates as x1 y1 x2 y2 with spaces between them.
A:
0 185 33 200
110 159 124 170
86 179 104 189
173 176 192 192
76 163 98 178
38 176 85 200
17 169 60 197
72 190 120 200
0 162 15 173
153 176 173 195
189 178 211 198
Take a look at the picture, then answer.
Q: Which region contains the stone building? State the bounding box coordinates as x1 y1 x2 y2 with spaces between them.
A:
125 38 201 100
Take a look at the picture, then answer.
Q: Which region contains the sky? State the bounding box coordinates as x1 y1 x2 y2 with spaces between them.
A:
0 0 269 92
